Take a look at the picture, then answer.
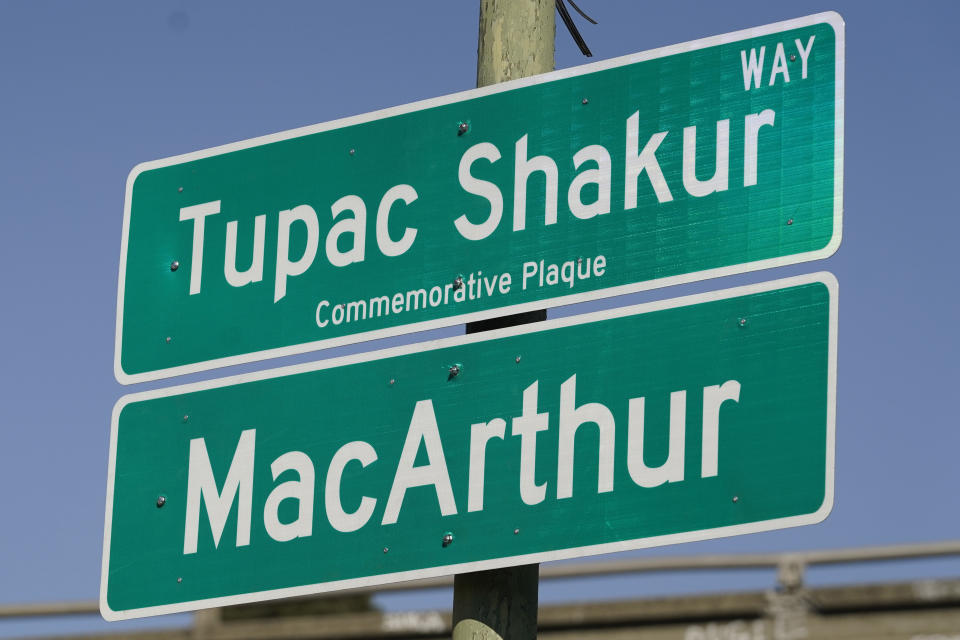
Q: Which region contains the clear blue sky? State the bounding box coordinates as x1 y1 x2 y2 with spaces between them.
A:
1 1 959 636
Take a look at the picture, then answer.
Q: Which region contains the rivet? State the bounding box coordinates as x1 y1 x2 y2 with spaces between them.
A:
738 318 747 327
165 336 172 343
787 218 794 226
732 496 740 503
177 187 183 193
383 547 389 554
389 378 396 386
349 148 356 155
177 577 183 584
515 356 521 363
453 275 464 290
442 532 454 547
457 122 469 135
448 364 461 379
790 54 797 62
514 528 520 535
581 98 589 105
170 261 179 272
156 496 166 508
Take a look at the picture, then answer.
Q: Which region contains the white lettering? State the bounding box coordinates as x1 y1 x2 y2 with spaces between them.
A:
683 120 730 197
224 215 265 288
744 110 776 187
512 381 550 505
513 134 558 231
274 204 319 302
702 380 741 478
626 392 686 488
769 42 791 86
315 300 329 327
741 46 766 91
568 144 612 220
454 142 503 241
795 35 815 79
376 184 418 257
326 195 366 268
179 200 221 296
557 375 615 499
625 113 672 207
325 441 378 533
263 451 314 542
382 400 457 525
467 418 506 512
183 429 255 554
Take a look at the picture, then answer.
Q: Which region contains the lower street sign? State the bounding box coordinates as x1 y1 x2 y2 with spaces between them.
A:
101 273 837 620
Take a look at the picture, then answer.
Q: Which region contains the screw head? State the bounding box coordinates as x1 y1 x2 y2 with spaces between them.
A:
389 378 396 386
442 532 454 547
787 218 794 226
453 275 464 290
349 148 356 155
448 364 461 379
790 54 797 62
177 577 183 584
515 356 521 363
581 97 589 105
738 318 747 327
170 261 179 272
177 186 183 193
165 336 172 343
514 528 520 535
383 547 389 554
732 496 740 503
182 415 189 422
457 122 469 134
156 496 166 508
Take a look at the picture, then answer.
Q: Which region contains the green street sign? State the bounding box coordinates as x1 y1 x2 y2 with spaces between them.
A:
115 13 844 383
101 273 837 620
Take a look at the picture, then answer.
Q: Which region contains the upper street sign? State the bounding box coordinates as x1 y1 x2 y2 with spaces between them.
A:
101 273 837 619
115 13 844 383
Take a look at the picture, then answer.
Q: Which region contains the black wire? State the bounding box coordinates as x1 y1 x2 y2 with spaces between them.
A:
556 0 593 57
566 0 598 25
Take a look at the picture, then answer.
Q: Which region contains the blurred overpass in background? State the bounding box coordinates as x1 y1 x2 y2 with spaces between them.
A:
4 540 960 640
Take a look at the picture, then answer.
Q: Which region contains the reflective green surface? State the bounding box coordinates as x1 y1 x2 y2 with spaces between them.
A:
118 19 840 379
105 278 834 615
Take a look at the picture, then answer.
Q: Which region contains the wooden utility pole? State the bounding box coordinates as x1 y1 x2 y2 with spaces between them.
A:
453 3 556 638
475 0 556 87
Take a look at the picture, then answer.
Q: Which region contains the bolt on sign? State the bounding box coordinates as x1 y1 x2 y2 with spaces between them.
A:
101 273 837 619
114 13 844 383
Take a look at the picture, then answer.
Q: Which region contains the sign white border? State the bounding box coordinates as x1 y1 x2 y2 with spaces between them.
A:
102 271 839 620
114 12 845 385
